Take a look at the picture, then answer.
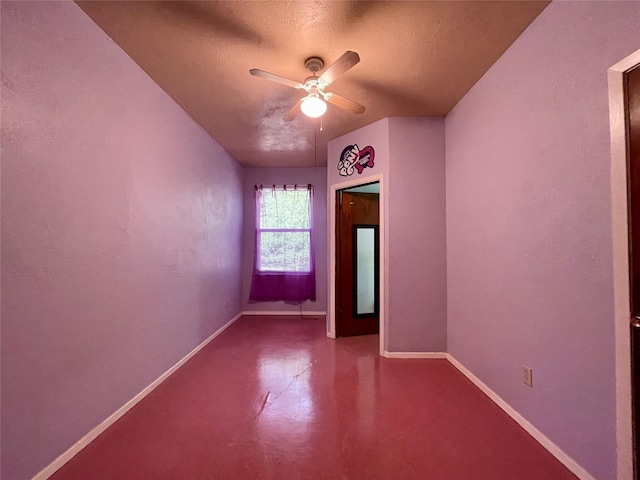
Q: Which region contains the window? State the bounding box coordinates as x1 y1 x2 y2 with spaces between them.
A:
249 184 316 302
256 185 312 272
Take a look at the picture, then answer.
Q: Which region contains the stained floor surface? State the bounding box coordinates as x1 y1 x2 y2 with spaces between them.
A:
51 315 577 479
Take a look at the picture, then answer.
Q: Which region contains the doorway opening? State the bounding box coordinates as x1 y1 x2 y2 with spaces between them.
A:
336 182 380 337
608 48 640 480
328 174 385 355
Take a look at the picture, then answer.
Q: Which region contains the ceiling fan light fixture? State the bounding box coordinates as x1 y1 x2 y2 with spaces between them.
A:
300 94 327 118
250 51 364 121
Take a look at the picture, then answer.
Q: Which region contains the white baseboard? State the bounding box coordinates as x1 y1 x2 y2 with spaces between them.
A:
445 354 596 480
383 351 447 359
242 310 326 316
32 312 243 480
326 331 336 339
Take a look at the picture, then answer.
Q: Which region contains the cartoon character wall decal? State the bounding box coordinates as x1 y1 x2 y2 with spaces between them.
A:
338 144 375 176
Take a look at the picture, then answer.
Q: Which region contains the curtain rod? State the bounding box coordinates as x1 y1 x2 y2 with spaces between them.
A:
254 184 312 190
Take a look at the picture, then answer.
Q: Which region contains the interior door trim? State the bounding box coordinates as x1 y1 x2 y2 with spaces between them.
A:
328 174 385 355
608 47 640 480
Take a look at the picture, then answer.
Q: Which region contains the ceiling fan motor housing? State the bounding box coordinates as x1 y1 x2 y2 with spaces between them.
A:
305 57 324 74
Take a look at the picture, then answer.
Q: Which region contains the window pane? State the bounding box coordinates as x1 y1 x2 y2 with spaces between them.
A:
259 231 311 272
260 189 310 230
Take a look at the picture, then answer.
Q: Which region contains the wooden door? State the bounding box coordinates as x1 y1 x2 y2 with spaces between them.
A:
336 191 380 337
627 64 640 479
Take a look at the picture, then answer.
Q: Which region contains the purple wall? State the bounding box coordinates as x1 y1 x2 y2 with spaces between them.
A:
241 167 327 313
388 118 447 352
445 2 640 479
328 119 390 341
327 118 390 188
1 3 243 479
327 118 447 353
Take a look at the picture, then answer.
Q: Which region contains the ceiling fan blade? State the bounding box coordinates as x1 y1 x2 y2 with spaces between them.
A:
319 51 360 86
249 69 302 89
284 98 303 121
326 93 366 114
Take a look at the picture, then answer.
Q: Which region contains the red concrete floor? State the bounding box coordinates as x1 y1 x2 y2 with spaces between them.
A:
51 315 577 480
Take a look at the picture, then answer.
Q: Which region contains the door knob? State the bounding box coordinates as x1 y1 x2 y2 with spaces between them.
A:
632 316 640 328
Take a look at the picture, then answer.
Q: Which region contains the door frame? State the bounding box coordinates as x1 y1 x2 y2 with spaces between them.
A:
328 174 386 355
608 48 640 480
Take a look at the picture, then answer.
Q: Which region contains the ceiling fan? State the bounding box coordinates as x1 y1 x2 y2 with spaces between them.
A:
250 51 366 121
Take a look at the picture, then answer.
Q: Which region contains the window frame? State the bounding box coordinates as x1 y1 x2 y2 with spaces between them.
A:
255 184 313 274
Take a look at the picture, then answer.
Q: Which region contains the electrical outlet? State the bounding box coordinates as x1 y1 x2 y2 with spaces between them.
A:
523 365 533 387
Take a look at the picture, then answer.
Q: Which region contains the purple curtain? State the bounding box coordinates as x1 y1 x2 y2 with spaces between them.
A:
249 184 316 302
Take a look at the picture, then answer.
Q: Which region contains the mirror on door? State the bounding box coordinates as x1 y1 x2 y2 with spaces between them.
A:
354 225 379 317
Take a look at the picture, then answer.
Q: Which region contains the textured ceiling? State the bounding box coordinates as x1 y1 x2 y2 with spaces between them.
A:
76 1 549 167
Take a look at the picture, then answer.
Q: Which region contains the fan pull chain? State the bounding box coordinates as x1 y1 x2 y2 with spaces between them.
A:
320 115 323 132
